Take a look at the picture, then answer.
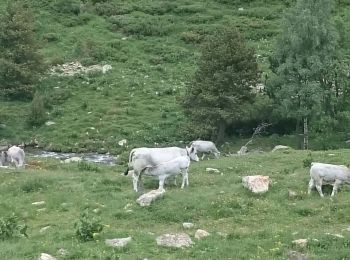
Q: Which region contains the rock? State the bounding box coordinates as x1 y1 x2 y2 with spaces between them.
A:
102 64 112 74
39 253 56 260
32 201 45 206
271 145 291 152
93 208 101 214
0 124 7 129
105 237 132 247
292 238 308 248
238 7 244 11
237 146 248 155
118 139 127 146
45 121 55 126
288 190 297 198
195 229 210 240
205 168 220 173
325 233 344 238
136 189 165 207
287 250 309 260
156 233 193 248
242 175 269 193
57 248 69 257
182 222 194 229
39 226 51 233
64 157 82 163
37 208 47 212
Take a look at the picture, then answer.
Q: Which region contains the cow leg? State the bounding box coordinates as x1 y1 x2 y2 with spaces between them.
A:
201 154 205 160
158 175 166 192
331 179 342 197
308 178 315 195
181 169 189 188
132 171 140 192
315 179 324 197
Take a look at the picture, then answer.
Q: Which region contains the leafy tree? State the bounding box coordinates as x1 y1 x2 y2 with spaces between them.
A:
182 27 259 143
267 0 342 149
0 1 45 100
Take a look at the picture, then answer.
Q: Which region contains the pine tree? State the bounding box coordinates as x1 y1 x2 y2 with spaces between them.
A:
0 1 45 100
182 27 259 143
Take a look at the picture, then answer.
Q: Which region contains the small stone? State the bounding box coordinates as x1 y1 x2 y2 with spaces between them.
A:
45 121 55 126
105 237 132 247
205 167 220 173
37 208 47 212
287 250 309 260
32 201 45 206
195 229 210 240
93 208 101 214
118 139 127 146
238 7 244 11
292 238 308 248
182 222 194 229
64 157 82 163
57 248 68 257
271 145 291 152
288 190 297 198
39 253 56 260
39 226 51 233
325 233 344 238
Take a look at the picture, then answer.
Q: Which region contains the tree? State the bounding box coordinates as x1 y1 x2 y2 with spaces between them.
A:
182 27 259 144
267 0 341 149
0 1 45 100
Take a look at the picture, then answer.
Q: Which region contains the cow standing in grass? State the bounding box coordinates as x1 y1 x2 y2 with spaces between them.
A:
124 146 199 192
308 162 350 197
190 140 220 160
0 145 25 168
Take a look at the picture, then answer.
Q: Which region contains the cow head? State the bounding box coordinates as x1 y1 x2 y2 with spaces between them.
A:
0 151 8 166
186 146 199 162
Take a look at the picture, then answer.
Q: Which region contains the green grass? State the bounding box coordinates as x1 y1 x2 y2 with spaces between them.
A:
1 0 349 153
1 150 350 259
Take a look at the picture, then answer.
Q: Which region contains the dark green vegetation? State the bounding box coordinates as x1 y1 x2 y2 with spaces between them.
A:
0 0 349 155
2 150 350 259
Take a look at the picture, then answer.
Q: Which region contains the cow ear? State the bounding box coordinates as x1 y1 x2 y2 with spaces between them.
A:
190 147 194 153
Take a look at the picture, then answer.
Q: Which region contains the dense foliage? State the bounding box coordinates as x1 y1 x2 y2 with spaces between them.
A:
0 1 45 100
182 28 259 143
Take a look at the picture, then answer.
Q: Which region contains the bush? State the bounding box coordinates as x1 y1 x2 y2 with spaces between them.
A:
27 92 47 127
180 31 203 44
94 2 133 16
74 209 103 242
77 161 100 172
52 0 81 15
0 213 28 240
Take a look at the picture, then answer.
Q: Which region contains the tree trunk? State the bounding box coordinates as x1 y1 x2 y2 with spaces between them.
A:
303 117 308 150
216 120 226 145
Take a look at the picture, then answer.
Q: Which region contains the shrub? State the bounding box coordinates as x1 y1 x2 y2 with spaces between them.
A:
180 31 203 44
52 0 81 15
27 92 47 127
0 213 28 240
77 161 100 172
74 209 103 242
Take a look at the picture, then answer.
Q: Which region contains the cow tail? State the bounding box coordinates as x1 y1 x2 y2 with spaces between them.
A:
124 149 136 175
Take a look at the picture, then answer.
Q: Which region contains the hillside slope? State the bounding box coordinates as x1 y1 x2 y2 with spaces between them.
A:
1 0 349 154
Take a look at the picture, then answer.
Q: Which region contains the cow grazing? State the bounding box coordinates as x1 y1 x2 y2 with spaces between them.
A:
141 155 190 192
308 162 350 197
190 140 220 160
124 146 199 192
0 146 25 168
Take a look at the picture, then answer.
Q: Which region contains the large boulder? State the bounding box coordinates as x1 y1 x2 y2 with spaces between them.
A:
156 233 193 248
105 237 132 248
136 189 165 207
195 229 210 240
242 175 269 194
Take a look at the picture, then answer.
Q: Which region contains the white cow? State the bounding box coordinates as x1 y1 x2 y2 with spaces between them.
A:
190 140 220 160
141 155 190 192
0 145 25 168
308 162 350 197
124 146 199 192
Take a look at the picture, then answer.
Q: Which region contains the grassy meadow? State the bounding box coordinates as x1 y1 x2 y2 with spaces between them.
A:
1 149 350 259
1 0 350 154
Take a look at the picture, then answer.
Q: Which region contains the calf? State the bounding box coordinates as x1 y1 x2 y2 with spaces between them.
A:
190 140 220 160
140 155 191 192
308 162 350 197
1 146 25 168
